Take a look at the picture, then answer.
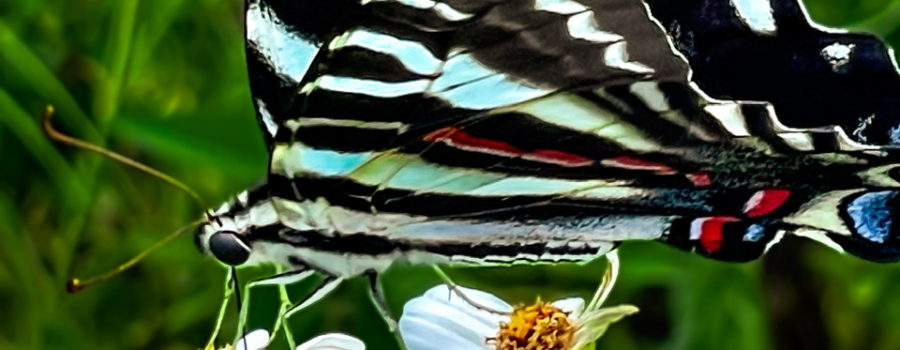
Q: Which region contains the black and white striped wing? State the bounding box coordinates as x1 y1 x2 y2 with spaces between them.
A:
245 0 900 262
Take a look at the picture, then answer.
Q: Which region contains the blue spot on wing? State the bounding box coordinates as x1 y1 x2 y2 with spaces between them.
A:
846 191 897 243
743 224 766 242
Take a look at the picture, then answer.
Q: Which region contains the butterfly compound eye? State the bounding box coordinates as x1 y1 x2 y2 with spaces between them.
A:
208 231 251 266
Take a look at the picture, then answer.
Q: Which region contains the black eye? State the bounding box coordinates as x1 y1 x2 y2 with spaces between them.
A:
208 231 251 266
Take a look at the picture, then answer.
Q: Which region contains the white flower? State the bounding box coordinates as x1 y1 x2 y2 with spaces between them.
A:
295 333 366 350
219 330 365 350
228 329 270 350
400 284 512 349
399 253 636 350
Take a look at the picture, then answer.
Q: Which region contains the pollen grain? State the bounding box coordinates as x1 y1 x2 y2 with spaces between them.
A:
489 301 578 350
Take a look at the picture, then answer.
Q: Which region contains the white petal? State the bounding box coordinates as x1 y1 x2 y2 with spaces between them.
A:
295 333 366 350
571 305 640 350
400 285 512 350
235 329 270 350
552 297 586 319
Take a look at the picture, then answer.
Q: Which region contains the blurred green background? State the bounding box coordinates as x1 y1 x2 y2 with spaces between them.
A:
1 1 900 349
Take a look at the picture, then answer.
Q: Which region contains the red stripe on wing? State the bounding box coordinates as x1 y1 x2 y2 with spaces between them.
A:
693 216 741 253
743 189 791 218
601 155 678 175
424 127 595 167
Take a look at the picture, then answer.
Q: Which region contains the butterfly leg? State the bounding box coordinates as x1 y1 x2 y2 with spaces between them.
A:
365 269 398 332
263 268 317 349
432 265 508 314
283 275 344 319
237 268 316 347
205 273 235 349
251 268 318 287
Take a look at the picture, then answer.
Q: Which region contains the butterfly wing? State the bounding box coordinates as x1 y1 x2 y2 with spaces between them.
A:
245 0 900 262
646 0 900 145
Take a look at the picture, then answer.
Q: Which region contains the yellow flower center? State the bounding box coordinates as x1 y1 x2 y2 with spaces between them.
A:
489 301 578 350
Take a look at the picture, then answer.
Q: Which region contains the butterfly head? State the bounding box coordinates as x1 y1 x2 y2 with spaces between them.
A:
195 185 276 267
205 230 252 266
196 207 254 267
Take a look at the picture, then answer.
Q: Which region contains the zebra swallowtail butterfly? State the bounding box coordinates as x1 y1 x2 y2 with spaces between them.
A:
196 0 900 322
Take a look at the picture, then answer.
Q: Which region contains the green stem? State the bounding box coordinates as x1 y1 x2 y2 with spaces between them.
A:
206 274 234 349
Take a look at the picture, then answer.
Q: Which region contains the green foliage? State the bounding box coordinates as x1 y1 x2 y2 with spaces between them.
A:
0 1 898 349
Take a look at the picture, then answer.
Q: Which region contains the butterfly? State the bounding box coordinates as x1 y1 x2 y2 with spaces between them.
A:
195 0 900 327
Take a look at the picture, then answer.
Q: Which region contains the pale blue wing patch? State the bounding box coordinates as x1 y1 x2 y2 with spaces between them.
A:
330 28 444 75
846 191 896 244
246 0 320 82
731 0 777 35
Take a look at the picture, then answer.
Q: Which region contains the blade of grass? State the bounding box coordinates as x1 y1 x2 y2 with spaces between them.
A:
93 0 139 127
111 116 267 180
849 1 900 39
0 89 88 203
45 1 141 283
0 20 101 142
0 193 56 349
128 0 186 79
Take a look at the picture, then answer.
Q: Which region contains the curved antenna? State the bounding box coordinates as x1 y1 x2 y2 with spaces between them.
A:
67 219 203 292
42 104 215 293
42 105 209 211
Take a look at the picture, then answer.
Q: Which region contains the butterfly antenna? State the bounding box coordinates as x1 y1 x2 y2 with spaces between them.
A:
67 219 203 292
43 105 214 293
42 105 209 211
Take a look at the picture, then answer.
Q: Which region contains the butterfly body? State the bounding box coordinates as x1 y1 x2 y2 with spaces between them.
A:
202 185 636 276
